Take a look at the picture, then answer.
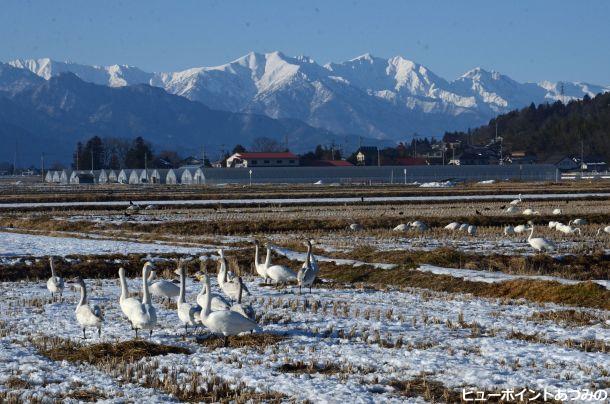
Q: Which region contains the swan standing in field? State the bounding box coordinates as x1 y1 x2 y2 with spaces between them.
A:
47 257 64 302
393 223 409 232
126 201 141 214
444 222 460 231
217 251 250 301
254 240 271 283
569 218 587 226
522 208 539 216
513 224 530 234
527 225 556 252
506 206 519 214
230 277 255 320
556 223 581 235
504 225 515 235
349 223 363 231
509 194 522 205
458 223 469 231
409 221 429 231
467 225 477 236
176 260 202 334
120 263 157 338
72 276 103 339
297 240 317 294
196 261 230 311
548 221 559 229
199 274 260 347
265 244 297 288
148 268 180 303
596 226 610 236
552 208 562 215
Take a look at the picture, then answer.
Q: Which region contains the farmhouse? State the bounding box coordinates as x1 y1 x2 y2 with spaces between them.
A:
225 152 299 168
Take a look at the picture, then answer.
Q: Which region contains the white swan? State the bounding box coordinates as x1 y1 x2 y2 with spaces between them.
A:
409 221 429 231
254 240 271 283
506 206 519 214
297 240 316 294
73 276 102 339
121 263 157 338
349 223 363 231
148 269 180 303
467 225 477 236
569 218 587 226
217 251 250 301
265 245 297 287
393 223 409 231
556 223 581 235
513 224 530 234
444 222 460 231
552 208 562 215
504 225 515 235
46 257 64 302
230 277 255 321
548 221 559 229
458 223 469 231
176 260 202 334
528 225 556 252
522 208 539 216
126 200 141 212
596 225 610 236
118 267 141 327
509 194 522 205
199 274 260 347
196 274 230 312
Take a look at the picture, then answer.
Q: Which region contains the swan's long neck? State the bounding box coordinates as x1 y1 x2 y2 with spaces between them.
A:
142 266 151 305
78 282 86 307
222 258 229 283
255 243 260 266
178 268 186 304
237 278 243 304
50 259 56 278
201 277 212 319
305 243 312 268
265 247 271 267
119 271 129 302
148 270 155 282
528 226 534 241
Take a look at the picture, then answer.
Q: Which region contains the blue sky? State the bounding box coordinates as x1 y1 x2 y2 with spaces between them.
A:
1 0 609 84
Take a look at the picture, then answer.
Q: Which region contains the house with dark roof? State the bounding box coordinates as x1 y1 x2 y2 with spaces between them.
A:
306 160 353 167
355 147 379 166
225 152 299 168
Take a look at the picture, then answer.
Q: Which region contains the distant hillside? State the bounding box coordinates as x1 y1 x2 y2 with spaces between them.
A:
452 93 610 161
0 63 360 166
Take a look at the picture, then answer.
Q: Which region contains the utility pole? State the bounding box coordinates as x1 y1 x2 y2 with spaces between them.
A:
91 149 94 172
41 153 45 183
13 141 17 175
284 135 288 152
76 148 79 171
201 145 206 166
377 147 381 167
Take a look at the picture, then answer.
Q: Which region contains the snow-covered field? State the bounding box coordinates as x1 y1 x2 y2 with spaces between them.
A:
1 275 608 402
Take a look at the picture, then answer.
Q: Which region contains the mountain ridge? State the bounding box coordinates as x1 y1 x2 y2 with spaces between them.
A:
8 52 609 141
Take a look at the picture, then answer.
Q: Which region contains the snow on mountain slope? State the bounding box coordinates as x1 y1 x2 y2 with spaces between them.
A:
8 58 153 87
8 53 610 140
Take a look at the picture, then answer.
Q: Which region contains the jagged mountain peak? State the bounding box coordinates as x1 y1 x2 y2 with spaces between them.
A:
5 52 609 141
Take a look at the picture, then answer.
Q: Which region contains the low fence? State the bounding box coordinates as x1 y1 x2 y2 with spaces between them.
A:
198 165 558 185
43 164 559 186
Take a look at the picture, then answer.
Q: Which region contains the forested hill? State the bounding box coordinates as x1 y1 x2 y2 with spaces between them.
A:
452 92 610 161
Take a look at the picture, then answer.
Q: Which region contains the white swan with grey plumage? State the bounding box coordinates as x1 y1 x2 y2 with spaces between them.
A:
527 225 556 252
148 269 180 302
119 263 157 338
176 259 202 334
199 274 260 347
73 276 103 339
217 250 250 301
254 240 271 283
230 277 255 321
47 257 64 302
265 244 297 287
297 240 317 294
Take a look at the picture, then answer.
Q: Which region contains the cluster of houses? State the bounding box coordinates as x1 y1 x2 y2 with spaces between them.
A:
44 167 207 185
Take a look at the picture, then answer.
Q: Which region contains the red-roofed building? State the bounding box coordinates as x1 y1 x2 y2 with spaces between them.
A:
306 160 353 167
226 152 299 168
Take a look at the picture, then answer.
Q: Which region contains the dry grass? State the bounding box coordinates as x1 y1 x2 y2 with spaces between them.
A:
277 360 342 375
319 264 610 310
196 332 287 350
32 336 190 365
387 374 559 403
507 330 609 353
528 309 607 327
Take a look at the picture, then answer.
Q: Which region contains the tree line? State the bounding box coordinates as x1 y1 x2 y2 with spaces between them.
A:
445 92 610 161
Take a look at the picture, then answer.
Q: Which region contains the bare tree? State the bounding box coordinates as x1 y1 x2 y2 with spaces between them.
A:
250 137 284 152
102 137 130 168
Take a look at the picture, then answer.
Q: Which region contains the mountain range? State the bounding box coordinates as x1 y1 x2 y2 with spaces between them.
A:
9 52 610 141
0 63 349 166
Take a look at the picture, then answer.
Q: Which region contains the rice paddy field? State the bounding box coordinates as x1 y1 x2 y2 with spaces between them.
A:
0 181 609 403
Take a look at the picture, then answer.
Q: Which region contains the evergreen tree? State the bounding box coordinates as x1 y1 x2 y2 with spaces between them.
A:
72 142 83 170
125 137 154 168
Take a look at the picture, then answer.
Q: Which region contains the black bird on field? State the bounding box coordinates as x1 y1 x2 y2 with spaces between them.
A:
483 207 490 211
475 210 482 215
500 205 506 210
399 211 404 215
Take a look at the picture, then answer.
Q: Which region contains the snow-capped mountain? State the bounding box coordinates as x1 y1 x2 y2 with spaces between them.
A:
8 53 610 140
